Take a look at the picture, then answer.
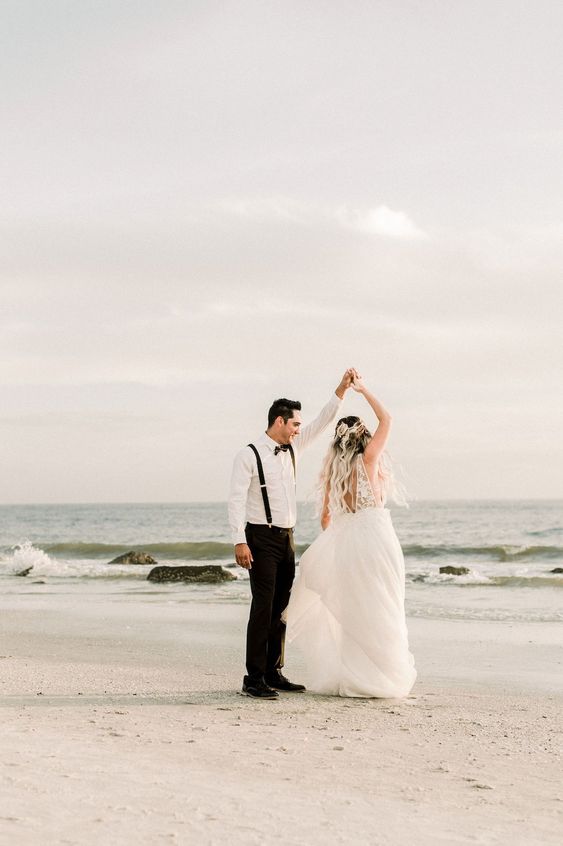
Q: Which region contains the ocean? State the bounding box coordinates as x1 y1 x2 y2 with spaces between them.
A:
0 500 561 624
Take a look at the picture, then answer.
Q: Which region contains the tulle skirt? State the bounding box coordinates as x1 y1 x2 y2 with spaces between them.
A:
286 507 416 698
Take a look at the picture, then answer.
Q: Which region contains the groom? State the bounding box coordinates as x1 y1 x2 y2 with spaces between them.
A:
228 370 354 699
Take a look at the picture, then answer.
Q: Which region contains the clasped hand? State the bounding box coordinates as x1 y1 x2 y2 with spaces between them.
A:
336 367 362 397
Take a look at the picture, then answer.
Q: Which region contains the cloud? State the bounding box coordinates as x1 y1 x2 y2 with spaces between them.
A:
336 205 428 240
215 196 427 240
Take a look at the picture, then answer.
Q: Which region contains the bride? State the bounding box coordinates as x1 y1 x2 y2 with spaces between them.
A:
285 372 416 698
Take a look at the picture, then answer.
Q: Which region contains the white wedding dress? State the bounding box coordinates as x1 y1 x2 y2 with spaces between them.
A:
286 455 416 698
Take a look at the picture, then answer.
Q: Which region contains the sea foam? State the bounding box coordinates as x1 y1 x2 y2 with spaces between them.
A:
1 540 53 575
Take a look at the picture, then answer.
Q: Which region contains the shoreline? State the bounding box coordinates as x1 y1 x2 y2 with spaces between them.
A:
1 596 561 696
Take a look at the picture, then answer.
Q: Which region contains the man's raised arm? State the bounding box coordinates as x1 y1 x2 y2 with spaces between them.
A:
296 369 354 453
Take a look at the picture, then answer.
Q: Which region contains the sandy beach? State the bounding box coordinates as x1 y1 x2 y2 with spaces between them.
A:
0 594 561 846
3 0 563 841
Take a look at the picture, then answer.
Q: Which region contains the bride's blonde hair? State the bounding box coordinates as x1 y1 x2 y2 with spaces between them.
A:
318 416 406 516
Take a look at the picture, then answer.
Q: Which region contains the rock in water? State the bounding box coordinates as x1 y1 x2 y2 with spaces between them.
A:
439 565 470 576
550 567 563 574
147 565 236 583
16 566 33 577
108 551 158 566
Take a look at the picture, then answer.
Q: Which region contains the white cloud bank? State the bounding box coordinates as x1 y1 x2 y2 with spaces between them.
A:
216 197 427 240
338 205 428 240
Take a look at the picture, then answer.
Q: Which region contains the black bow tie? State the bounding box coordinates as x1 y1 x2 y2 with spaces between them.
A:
274 444 290 455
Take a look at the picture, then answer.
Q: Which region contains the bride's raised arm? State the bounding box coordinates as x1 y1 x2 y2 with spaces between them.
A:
351 373 392 466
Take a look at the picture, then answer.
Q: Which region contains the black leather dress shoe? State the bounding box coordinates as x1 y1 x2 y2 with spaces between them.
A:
241 677 279 699
264 671 306 692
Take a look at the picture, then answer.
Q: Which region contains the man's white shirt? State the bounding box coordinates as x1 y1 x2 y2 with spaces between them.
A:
228 393 342 545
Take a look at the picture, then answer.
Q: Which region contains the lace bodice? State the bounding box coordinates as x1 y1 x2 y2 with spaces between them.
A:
354 455 377 510
337 455 384 514
356 454 385 510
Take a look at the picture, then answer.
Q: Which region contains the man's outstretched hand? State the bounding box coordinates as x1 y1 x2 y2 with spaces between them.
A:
335 368 356 399
235 543 253 570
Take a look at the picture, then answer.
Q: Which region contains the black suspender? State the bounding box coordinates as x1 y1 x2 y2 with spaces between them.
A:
247 443 295 528
282 444 296 477
247 444 272 526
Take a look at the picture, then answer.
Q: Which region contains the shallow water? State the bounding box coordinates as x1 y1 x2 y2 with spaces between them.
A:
0 500 561 622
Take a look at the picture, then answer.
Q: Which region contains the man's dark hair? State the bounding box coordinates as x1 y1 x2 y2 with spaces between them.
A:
268 398 301 428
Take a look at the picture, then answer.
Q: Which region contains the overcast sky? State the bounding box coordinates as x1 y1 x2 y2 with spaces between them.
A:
1 0 562 503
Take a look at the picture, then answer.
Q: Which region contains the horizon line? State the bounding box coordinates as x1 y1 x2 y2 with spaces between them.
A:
0 498 561 507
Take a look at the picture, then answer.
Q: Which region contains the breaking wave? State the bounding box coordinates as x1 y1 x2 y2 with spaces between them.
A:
2 540 561 563
403 544 563 562
407 571 563 588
